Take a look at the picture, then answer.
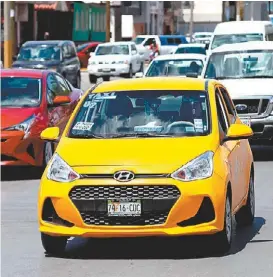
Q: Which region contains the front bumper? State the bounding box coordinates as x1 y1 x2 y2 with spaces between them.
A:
38 173 227 238
1 130 44 166
87 64 130 77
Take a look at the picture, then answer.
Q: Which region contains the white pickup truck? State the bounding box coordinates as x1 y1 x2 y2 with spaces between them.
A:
133 35 188 61
202 41 273 147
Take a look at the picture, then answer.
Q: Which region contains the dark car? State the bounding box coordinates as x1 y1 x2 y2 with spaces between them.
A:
77 42 100 68
12 41 81 89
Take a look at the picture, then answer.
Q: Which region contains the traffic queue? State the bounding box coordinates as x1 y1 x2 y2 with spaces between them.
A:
1 20 273 256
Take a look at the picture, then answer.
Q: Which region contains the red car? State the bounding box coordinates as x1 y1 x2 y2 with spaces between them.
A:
77 42 100 68
1 69 83 167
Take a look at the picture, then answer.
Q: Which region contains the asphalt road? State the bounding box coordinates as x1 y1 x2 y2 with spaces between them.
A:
1 73 273 277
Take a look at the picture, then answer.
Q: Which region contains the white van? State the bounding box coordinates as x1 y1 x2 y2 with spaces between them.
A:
208 21 273 52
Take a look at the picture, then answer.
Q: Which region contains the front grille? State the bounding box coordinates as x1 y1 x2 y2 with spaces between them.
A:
1 154 17 161
69 185 181 226
233 98 270 115
69 185 180 200
81 211 169 226
80 173 169 179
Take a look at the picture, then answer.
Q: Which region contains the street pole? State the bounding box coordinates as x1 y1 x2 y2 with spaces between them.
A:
4 1 15 68
250 1 254 21
189 1 194 42
106 1 111 42
236 1 241 21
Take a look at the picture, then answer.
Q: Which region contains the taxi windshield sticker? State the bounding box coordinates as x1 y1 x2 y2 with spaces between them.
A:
73 122 94 131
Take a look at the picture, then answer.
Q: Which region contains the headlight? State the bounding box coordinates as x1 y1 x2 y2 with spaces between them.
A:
5 114 35 133
171 151 214 182
47 153 80 183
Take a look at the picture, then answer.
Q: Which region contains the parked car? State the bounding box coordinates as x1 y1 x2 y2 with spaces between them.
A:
207 21 273 53
77 42 100 68
134 35 188 60
174 43 207 55
202 41 273 147
87 41 145 83
12 41 81 88
1 69 83 167
136 54 206 78
38 77 254 256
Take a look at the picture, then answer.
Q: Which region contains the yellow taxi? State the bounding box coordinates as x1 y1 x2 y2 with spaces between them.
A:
38 77 255 255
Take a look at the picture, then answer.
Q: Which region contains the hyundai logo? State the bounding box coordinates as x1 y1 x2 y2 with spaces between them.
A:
235 104 248 111
114 171 135 182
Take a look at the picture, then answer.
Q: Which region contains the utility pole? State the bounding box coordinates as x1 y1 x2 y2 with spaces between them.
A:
189 1 194 42
4 1 15 68
236 1 241 21
250 1 254 21
106 1 111 42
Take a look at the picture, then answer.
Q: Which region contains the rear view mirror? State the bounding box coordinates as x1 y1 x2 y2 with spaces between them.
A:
51 95 71 106
41 127 60 141
222 124 253 143
135 72 144 78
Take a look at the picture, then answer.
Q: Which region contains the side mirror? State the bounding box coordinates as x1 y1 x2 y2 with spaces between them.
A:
132 50 137 55
41 127 60 141
205 42 209 50
12 55 17 61
50 95 71 107
135 72 144 78
222 124 253 143
186 72 198 78
89 52 94 57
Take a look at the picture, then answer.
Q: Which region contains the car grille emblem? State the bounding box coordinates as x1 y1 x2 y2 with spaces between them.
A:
114 171 135 182
235 104 248 111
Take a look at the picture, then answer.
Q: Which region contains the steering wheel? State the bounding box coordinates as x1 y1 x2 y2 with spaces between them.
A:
166 121 195 133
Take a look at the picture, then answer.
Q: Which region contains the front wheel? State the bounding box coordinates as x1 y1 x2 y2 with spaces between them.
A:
89 74 97 84
41 233 68 255
235 173 255 227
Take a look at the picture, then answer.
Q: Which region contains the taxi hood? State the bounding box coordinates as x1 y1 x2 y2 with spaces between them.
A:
57 135 217 173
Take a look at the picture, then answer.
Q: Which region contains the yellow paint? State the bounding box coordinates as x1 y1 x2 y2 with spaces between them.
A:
4 40 12 68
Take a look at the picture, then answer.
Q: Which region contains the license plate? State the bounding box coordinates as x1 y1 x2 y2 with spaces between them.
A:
241 118 251 127
107 199 141 217
102 68 111 72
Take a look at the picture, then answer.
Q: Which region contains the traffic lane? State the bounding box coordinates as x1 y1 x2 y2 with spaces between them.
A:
1 148 273 277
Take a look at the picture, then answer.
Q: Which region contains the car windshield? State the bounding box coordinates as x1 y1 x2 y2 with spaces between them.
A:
146 59 204 77
175 47 206 55
1 77 42 107
77 43 88 52
17 44 61 61
69 90 210 139
95 45 129 55
204 49 273 79
134 37 145 45
211 33 263 50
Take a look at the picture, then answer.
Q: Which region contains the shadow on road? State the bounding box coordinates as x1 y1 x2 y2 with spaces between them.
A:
251 146 273 161
46 216 269 260
1 166 43 181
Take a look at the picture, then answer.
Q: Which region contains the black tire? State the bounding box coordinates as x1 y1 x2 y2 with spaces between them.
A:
89 74 97 84
43 142 53 168
213 193 232 254
235 172 255 227
41 233 67 255
75 72 81 89
125 65 133 78
102 76 110 82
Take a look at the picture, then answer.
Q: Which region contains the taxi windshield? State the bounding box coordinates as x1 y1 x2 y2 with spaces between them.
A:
204 49 273 79
1 77 42 107
69 90 210 139
146 59 204 77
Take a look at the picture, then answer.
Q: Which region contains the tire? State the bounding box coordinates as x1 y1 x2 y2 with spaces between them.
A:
235 173 255 227
102 76 110 82
75 72 81 89
213 193 232 254
125 66 133 78
43 142 53 167
89 74 97 84
41 233 67 255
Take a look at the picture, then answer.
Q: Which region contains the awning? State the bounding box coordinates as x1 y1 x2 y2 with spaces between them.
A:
34 1 72 12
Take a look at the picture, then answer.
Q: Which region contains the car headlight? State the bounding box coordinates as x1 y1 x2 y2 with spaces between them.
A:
47 153 80 183
4 114 35 133
171 151 214 182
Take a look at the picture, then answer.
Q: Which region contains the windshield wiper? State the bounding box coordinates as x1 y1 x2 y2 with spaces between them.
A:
109 133 172 138
241 75 273 79
69 133 104 139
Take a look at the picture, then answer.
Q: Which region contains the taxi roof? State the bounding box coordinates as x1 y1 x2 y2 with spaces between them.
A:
92 77 212 93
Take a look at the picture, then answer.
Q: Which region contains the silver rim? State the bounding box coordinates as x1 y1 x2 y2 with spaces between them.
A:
225 198 232 243
44 142 53 165
249 177 255 216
